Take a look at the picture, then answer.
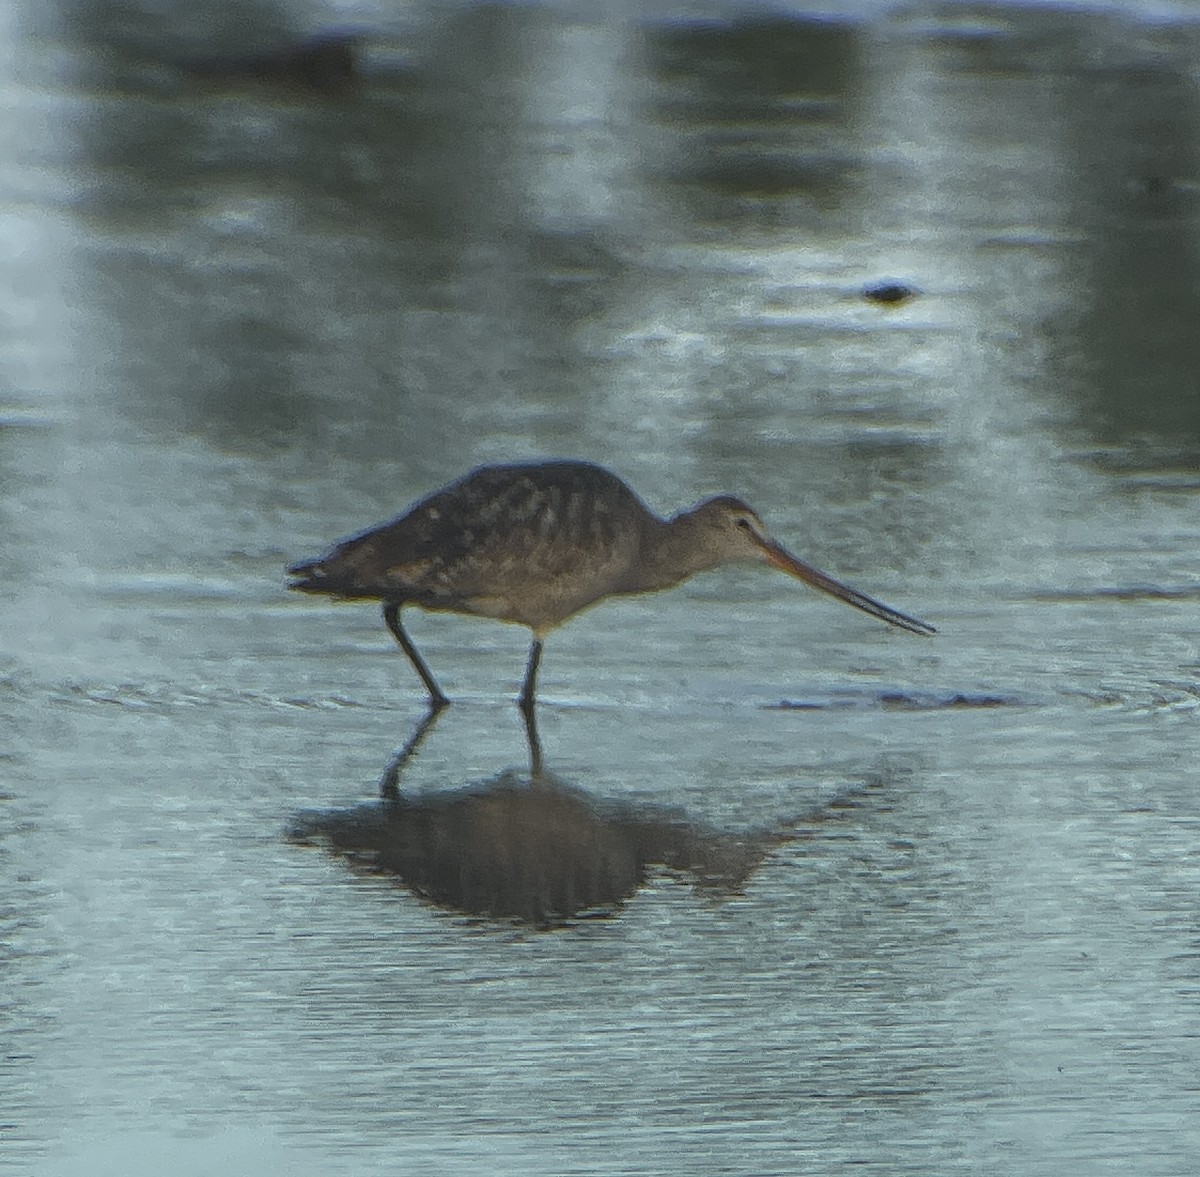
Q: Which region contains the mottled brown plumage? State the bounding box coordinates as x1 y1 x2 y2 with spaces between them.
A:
287 460 934 710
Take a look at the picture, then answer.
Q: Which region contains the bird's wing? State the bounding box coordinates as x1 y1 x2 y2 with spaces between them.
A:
403 468 641 598
298 463 651 610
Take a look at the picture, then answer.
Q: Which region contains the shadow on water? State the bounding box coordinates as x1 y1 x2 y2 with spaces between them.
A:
1043 46 1200 461
645 15 867 226
62 0 632 462
289 706 893 930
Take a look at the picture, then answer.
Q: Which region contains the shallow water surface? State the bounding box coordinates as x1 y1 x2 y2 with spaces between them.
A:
3 1 1200 1174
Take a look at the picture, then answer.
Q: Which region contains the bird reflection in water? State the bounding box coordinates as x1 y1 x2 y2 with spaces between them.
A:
291 707 797 929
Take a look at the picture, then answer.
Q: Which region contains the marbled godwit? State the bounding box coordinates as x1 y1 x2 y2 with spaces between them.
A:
287 460 935 710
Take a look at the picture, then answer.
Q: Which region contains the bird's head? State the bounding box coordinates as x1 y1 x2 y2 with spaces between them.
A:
683 496 779 565
679 496 936 635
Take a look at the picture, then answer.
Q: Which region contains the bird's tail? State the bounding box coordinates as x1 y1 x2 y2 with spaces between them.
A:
288 526 408 599
287 555 350 596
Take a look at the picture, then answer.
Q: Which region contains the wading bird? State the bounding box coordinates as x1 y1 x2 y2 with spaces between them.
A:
287 460 935 711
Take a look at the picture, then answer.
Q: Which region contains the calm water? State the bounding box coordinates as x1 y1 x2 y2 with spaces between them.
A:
4 1 1200 1174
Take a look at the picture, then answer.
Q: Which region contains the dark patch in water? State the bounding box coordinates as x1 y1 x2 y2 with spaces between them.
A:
878 691 1026 711
769 689 1029 712
1030 583 1200 602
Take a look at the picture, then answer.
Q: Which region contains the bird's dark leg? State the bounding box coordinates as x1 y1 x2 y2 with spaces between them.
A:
518 637 544 716
382 602 450 708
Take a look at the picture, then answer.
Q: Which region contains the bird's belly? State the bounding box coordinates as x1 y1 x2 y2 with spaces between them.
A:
457 594 543 626
419 574 621 633
455 587 592 630
408 535 641 633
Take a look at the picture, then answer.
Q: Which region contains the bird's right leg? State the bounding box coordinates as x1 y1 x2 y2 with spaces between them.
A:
382 602 450 708
518 637 544 716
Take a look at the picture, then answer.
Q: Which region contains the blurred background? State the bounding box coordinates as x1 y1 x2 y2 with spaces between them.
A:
3 0 1199 1174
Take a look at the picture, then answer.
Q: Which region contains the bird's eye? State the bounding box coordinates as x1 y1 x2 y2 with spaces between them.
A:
735 517 753 531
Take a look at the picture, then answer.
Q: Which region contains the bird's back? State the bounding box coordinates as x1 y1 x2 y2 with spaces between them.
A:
288 461 660 631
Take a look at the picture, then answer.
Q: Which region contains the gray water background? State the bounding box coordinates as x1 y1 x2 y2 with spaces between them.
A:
3 0 1199 1173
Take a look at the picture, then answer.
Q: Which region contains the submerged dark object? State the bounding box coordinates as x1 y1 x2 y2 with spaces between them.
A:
863 281 919 305
288 460 934 709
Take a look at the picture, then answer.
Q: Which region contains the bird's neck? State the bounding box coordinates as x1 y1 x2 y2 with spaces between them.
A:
635 510 725 591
